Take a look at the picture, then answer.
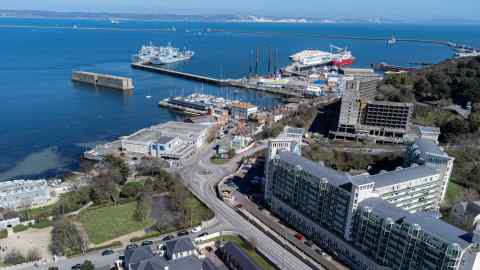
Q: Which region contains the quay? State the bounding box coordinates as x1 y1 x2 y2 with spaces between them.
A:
71 71 134 90
131 63 303 97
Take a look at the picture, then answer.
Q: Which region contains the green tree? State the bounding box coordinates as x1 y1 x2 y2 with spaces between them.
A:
468 112 480 132
51 219 88 256
133 197 151 223
80 260 95 270
120 182 144 199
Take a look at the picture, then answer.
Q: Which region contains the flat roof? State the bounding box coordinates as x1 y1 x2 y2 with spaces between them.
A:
155 136 176 145
417 126 441 134
359 198 472 247
231 102 257 110
278 151 350 187
128 128 163 143
368 165 441 189
367 100 414 107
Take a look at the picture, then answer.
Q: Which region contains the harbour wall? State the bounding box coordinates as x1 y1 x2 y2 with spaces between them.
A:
71 71 134 90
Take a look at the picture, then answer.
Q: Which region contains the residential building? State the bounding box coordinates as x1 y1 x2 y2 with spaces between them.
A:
406 138 455 202
217 242 262 270
165 237 197 260
230 135 252 153
353 198 480 270
263 133 479 269
0 179 50 209
0 214 20 229
230 102 258 120
123 244 205 270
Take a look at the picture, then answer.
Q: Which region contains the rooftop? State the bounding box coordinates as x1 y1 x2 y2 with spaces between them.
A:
359 198 473 248
231 102 257 110
417 126 441 134
412 138 448 157
278 151 350 187
165 237 195 256
367 165 441 189
155 136 176 145
220 242 262 270
124 246 155 270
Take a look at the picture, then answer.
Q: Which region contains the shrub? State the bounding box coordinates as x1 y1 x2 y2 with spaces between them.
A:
120 182 144 199
0 229 8 239
4 249 25 265
12 224 29 233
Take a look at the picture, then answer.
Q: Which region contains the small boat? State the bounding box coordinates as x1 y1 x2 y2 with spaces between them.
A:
387 36 397 45
146 95 152 99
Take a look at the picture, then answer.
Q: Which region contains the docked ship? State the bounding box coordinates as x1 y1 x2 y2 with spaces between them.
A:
132 43 195 65
330 45 355 66
159 94 235 115
289 45 355 68
454 48 480 59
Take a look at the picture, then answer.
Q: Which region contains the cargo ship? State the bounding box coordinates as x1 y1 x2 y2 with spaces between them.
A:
330 45 355 66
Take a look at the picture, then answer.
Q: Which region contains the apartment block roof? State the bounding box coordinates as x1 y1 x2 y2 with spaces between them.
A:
359 198 472 247
412 138 448 157
278 151 350 187
367 165 441 189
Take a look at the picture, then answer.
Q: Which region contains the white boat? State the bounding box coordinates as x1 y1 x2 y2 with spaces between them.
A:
132 43 194 65
387 36 397 45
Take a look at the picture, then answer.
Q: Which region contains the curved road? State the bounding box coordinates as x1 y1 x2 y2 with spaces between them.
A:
178 142 315 270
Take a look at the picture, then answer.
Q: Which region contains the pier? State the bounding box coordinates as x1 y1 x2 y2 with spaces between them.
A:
71 71 134 90
131 63 223 85
131 63 303 97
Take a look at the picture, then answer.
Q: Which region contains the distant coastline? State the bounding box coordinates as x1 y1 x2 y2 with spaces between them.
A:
1 9 480 25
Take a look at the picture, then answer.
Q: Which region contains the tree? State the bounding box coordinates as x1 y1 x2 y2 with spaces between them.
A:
227 148 236 159
26 248 41 262
468 112 480 132
92 173 118 204
80 260 95 270
4 249 25 265
51 218 88 256
120 182 144 199
133 197 151 223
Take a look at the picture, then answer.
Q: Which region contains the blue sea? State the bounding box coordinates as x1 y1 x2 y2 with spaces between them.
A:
0 18 479 181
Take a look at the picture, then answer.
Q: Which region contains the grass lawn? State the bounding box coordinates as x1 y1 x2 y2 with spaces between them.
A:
445 181 466 205
209 235 277 270
185 194 214 226
78 202 155 244
210 158 230 165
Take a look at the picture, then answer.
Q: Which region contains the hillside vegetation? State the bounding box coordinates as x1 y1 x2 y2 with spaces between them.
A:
377 56 480 143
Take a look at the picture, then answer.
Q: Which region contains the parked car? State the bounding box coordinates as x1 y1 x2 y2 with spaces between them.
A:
177 230 189 237
305 240 314 247
71 264 82 270
101 249 115 256
191 226 202 233
162 235 174 242
198 232 209 237
294 233 305 241
126 244 138 250
141 240 154 246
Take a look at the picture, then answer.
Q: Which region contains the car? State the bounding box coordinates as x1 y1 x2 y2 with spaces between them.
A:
294 233 305 241
305 240 314 247
126 244 138 250
177 230 189 237
198 232 209 237
162 235 174 242
190 226 202 233
141 240 154 246
101 249 115 256
71 264 82 270
235 204 243 209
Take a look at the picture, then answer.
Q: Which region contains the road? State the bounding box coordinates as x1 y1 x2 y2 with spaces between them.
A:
17 141 315 270
178 142 316 270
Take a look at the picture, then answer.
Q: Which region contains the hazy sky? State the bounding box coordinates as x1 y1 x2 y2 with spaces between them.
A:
2 0 478 20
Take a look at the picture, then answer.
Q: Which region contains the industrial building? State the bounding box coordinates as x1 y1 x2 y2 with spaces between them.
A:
263 134 478 270
119 121 212 166
331 77 414 144
0 179 50 210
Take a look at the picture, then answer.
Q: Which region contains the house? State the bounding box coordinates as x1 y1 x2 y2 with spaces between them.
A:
217 242 262 270
124 246 155 270
123 245 206 270
165 237 197 260
0 179 50 209
230 102 258 120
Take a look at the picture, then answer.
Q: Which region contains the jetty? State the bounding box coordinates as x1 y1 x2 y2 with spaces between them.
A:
131 63 303 97
72 71 134 90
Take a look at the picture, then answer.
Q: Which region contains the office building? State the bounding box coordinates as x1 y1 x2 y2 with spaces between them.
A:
0 179 50 209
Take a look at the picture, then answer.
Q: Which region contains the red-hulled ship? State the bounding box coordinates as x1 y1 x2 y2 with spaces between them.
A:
330 45 355 66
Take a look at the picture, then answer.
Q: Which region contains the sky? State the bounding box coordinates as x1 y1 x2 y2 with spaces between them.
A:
1 0 478 20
